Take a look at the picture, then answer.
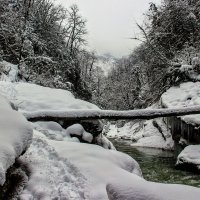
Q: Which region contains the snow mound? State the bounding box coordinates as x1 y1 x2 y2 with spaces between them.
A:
65 124 94 143
106 176 200 200
0 94 32 186
161 82 200 124
0 82 99 116
66 124 85 137
19 131 87 199
19 130 142 200
49 139 142 200
33 121 65 141
177 145 200 171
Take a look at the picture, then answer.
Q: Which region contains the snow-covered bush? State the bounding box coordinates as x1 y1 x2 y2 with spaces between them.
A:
0 60 19 82
19 56 71 90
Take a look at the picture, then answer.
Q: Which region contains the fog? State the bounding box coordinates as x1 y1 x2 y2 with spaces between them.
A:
57 0 161 57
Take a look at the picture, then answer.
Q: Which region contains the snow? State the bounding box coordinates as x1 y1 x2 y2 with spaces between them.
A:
82 131 93 143
19 131 87 200
19 130 142 200
0 81 199 121
106 175 200 200
17 126 200 200
96 55 115 76
66 124 94 143
0 78 199 199
49 138 142 200
33 121 66 141
161 82 200 125
106 119 174 150
0 82 99 116
66 124 85 137
0 60 18 82
177 145 200 170
0 94 32 186
96 134 116 150
179 64 193 72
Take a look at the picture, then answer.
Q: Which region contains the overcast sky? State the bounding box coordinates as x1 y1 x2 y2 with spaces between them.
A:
56 0 161 58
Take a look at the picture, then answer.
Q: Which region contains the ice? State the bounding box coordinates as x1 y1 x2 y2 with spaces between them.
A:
0 94 32 186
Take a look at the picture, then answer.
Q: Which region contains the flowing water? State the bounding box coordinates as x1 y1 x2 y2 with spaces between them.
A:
111 139 200 187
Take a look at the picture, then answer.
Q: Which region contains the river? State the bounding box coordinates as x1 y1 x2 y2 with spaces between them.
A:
111 139 200 187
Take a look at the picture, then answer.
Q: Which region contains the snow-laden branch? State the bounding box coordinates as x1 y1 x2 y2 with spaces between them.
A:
24 106 200 121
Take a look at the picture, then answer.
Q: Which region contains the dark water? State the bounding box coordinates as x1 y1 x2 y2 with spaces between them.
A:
111 139 200 187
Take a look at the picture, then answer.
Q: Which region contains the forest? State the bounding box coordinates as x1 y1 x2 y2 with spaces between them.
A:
1 0 200 110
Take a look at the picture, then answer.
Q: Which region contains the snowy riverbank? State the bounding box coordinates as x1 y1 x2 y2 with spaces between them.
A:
0 79 199 199
106 118 174 150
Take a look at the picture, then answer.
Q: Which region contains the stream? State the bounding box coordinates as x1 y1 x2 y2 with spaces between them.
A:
111 139 200 187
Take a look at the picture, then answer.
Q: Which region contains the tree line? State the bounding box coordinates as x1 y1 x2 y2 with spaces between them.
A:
90 0 200 110
0 0 97 100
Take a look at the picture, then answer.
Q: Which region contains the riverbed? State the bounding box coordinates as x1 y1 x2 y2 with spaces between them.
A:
111 139 200 187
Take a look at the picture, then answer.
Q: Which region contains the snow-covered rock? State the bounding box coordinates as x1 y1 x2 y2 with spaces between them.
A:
66 124 85 137
96 134 116 150
176 145 200 173
0 82 99 115
66 124 94 143
33 121 65 141
82 131 93 143
106 175 200 200
0 94 32 186
106 119 174 150
161 82 200 125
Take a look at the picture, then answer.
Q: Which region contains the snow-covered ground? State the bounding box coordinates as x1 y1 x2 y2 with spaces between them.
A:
106 119 174 150
161 82 200 125
176 145 200 172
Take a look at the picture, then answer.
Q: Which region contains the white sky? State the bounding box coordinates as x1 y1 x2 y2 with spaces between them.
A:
56 0 161 58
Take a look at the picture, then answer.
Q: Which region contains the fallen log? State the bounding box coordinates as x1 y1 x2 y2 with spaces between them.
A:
23 106 200 121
